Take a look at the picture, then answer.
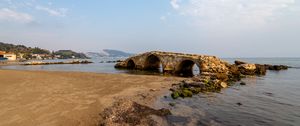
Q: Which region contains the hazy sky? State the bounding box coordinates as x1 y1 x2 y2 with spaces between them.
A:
0 0 299 57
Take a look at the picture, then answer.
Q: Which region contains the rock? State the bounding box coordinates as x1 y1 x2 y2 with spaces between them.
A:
169 102 176 107
182 79 194 84
169 87 176 92
228 64 242 81
100 100 171 126
171 91 180 99
235 60 247 65
240 82 246 85
215 72 229 82
181 89 193 97
191 76 202 82
255 64 267 75
185 81 205 88
238 64 256 75
158 108 172 116
263 92 274 97
189 87 202 94
273 65 288 70
265 64 289 71
114 62 127 68
220 82 228 88
150 89 157 91
236 102 243 106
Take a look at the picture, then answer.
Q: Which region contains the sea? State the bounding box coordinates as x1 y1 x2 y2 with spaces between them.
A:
0 57 299 126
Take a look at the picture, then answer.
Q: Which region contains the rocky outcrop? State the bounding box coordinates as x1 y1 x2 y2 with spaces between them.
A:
100 100 171 126
168 60 288 99
234 60 267 76
265 64 289 70
23 60 93 65
237 63 257 75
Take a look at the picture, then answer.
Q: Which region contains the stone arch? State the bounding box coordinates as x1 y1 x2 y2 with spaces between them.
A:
127 59 136 69
175 59 200 77
144 54 163 71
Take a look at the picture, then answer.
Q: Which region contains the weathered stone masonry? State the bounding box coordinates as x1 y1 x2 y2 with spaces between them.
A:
115 51 229 76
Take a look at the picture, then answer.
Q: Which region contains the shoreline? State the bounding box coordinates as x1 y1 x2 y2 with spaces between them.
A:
0 69 184 126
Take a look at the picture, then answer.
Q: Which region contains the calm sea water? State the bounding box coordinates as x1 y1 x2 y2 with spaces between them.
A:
1 57 300 126
158 58 300 126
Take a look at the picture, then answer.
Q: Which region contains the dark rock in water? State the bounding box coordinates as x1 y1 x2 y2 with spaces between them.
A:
171 91 180 99
240 82 246 85
274 65 288 70
234 60 288 72
169 102 176 107
255 64 267 75
236 102 243 106
235 60 247 65
181 89 193 98
263 92 274 97
265 64 289 71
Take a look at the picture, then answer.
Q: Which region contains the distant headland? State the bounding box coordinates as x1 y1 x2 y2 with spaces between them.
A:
0 42 88 60
0 42 133 61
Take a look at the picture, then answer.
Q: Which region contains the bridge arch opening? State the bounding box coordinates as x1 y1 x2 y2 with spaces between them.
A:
144 54 163 72
127 60 136 69
176 60 200 77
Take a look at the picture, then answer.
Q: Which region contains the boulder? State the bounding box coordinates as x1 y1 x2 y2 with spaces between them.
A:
255 64 267 75
228 65 242 81
220 82 228 88
238 64 256 75
235 60 247 65
215 72 229 82
240 82 246 85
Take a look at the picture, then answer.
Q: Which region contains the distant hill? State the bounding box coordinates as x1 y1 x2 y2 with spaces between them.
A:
85 52 106 58
54 50 88 59
103 49 133 57
0 42 88 59
86 49 133 58
0 42 50 54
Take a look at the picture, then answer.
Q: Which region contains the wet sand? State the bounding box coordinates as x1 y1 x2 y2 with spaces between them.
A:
0 70 182 126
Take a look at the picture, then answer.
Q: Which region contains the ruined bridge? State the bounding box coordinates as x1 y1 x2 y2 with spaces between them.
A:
115 51 229 76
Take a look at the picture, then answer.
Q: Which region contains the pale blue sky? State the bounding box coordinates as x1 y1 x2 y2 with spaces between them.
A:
0 0 300 57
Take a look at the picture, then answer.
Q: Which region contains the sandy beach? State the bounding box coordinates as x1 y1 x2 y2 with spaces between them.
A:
0 70 182 126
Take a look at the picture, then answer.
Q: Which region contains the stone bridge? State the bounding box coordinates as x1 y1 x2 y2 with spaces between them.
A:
115 51 229 77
